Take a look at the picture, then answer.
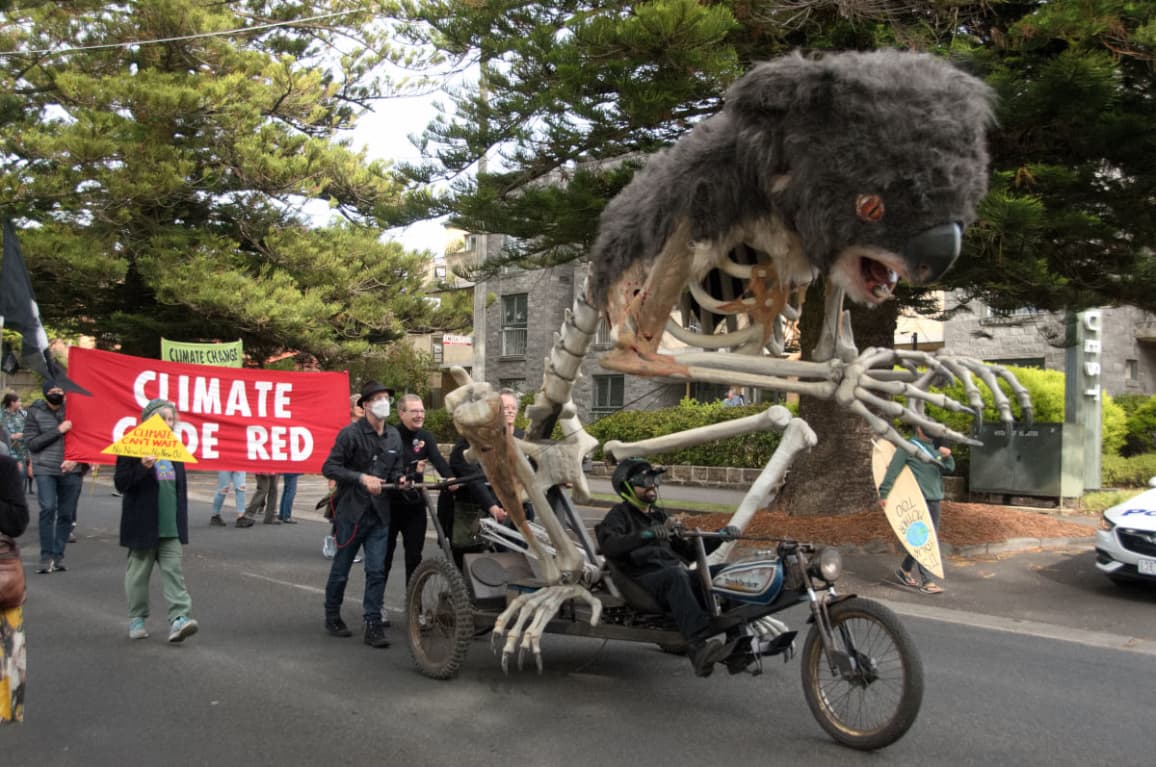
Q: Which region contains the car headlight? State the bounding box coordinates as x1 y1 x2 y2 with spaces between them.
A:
809 547 843 583
1099 515 1115 532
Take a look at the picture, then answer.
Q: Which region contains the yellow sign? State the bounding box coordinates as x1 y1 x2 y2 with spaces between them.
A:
872 440 943 579
101 413 198 463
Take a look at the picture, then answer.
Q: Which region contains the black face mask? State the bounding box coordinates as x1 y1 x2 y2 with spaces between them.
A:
45 392 64 406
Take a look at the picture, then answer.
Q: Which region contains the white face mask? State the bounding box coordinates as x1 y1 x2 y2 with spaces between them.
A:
369 399 390 419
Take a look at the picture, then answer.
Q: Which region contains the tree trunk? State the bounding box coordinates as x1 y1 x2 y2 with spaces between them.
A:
778 284 899 517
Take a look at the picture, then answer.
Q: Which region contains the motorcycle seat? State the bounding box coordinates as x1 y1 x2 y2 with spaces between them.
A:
604 561 664 615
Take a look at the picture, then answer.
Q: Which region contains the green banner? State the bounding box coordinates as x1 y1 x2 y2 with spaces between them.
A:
160 338 244 367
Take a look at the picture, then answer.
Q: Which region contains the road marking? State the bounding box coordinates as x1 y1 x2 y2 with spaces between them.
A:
242 571 326 595
879 598 1156 657
241 571 406 616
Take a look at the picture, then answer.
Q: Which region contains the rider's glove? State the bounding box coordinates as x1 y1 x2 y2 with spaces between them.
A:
717 525 740 541
641 526 670 542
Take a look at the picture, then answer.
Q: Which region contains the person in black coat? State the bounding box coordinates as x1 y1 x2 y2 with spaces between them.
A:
113 399 198 643
0 455 28 540
383 394 454 606
596 459 737 677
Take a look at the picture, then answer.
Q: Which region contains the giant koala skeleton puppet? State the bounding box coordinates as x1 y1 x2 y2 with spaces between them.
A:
445 49 1032 671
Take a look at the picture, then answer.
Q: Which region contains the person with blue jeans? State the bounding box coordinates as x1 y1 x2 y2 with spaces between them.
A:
278 473 300 523
210 470 246 527
321 380 406 648
115 399 199 642
24 380 87 573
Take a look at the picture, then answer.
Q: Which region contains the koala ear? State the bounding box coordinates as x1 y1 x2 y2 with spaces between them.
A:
724 52 829 121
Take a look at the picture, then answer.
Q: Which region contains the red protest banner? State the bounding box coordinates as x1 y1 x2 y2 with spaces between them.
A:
65 347 349 473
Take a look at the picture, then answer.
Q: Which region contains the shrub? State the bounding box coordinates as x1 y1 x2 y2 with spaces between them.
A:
1123 397 1156 456
1101 453 1156 488
421 408 459 444
584 398 795 468
926 365 1127 459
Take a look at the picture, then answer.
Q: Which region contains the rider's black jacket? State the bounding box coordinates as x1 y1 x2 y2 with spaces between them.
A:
596 501 721 578
322 418 404 527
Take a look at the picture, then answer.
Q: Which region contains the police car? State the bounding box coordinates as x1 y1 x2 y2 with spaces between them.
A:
1096 480 1156 585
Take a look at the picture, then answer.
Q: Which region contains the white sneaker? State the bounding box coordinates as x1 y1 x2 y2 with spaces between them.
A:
128 618 149 640
168 616 199 643
322 535 336 558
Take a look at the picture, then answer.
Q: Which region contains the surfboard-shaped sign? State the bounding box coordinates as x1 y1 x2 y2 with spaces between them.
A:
872 439 943 579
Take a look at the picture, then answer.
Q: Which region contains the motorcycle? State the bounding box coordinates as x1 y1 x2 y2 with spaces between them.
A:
404 482 924 751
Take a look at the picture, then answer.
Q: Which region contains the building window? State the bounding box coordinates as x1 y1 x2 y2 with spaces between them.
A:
690 382 729 403
499 378 526 394
592 374 624 418
1126 359 1138 383
501 293 528 358
593 318 613 349
464 234 479 252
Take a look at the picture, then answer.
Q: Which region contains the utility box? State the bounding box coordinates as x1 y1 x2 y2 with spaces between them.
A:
969 423 1085 499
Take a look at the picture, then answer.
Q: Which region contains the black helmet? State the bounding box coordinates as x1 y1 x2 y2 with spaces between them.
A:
611 458 665 507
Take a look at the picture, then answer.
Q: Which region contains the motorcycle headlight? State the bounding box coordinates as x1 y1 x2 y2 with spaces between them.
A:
810 547 843 583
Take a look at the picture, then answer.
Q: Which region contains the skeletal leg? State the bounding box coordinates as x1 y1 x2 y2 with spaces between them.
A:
709 418 818 565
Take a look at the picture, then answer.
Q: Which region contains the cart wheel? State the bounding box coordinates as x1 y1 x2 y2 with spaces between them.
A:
406 557 475 679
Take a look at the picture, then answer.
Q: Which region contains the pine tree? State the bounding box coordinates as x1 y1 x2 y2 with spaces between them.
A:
0 0 466 364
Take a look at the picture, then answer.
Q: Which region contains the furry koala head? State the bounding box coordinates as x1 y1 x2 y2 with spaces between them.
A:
588 49 996 310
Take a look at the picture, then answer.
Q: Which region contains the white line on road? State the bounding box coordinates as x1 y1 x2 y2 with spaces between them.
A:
240 571 406 616
242 571 326 595
880 598 1156 657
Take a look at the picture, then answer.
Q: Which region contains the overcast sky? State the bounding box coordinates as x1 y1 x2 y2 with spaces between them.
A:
354 91 451 258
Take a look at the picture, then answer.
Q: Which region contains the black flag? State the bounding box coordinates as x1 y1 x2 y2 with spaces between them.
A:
0 219 90 394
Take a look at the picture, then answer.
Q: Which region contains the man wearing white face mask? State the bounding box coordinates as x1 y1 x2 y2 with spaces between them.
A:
320 380 406 648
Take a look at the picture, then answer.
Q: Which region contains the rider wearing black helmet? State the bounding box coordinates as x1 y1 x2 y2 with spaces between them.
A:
596 458 737 677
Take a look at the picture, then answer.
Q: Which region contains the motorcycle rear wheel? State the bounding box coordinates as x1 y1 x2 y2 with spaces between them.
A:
801 597 923 750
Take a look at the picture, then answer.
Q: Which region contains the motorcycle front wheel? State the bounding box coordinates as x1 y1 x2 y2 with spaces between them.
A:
406 557 475 680
800 597 923 751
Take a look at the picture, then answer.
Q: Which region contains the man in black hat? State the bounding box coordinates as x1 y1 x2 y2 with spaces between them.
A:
596 458 738 677
320 380 407 647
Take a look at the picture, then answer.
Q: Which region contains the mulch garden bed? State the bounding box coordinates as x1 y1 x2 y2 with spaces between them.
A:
685 501 1096 548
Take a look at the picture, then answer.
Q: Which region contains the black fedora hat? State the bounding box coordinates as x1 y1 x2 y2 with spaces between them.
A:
357 380 393 408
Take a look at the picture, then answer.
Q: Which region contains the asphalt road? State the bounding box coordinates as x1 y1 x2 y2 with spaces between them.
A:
5 481 1154 766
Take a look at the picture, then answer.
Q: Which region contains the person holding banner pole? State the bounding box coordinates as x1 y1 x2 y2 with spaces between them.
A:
24 380 86 574
210 471 246 527
242 473 278 526
321 380 406 648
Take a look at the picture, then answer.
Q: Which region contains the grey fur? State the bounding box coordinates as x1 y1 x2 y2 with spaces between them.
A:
588 49 995 309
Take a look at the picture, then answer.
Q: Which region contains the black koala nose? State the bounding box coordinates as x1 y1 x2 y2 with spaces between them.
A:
903 222 962 284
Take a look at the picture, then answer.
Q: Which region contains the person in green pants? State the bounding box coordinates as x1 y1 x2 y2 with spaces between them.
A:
114 399 199 642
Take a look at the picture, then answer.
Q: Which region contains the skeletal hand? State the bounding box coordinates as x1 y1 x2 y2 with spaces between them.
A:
831 346 1033 462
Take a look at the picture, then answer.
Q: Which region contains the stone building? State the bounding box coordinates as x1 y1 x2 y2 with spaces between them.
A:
940 303 1156 397
474 255 685 422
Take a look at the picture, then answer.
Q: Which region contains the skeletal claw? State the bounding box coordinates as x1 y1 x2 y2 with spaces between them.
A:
500 651 511 674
